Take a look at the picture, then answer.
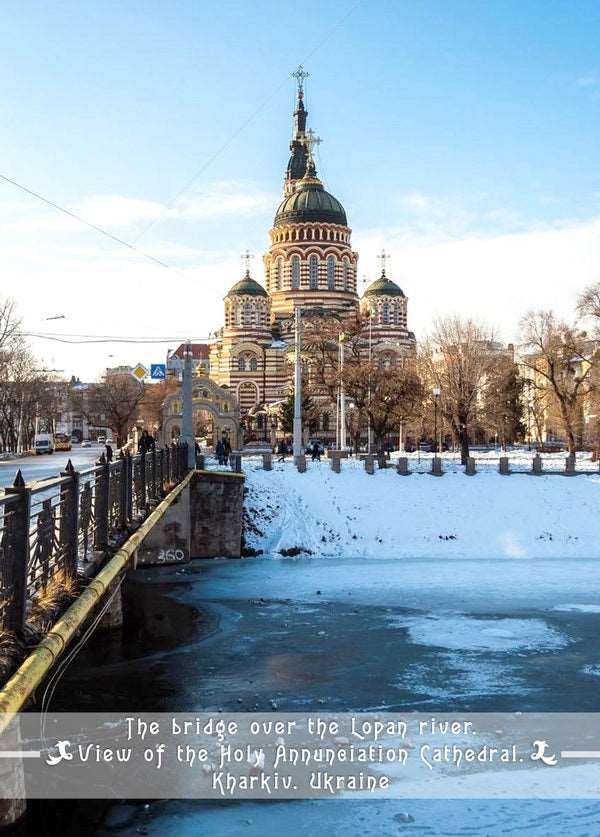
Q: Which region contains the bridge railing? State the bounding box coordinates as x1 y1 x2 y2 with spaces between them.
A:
0 441 190 635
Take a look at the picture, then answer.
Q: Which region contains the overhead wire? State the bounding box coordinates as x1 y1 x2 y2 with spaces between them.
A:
132 0 365 244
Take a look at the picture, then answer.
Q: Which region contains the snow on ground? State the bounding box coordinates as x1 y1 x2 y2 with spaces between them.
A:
241 456 600 560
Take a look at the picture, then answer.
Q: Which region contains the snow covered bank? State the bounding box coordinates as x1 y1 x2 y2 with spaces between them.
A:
242 458 600 559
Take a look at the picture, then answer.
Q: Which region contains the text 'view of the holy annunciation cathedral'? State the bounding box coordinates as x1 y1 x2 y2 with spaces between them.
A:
166 69 416 447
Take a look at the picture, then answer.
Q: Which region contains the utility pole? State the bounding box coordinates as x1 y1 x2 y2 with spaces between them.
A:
182 340 196 468
293 306 303 464
339 333 346 450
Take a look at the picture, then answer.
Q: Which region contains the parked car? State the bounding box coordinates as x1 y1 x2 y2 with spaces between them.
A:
106 438 114 445
81 440 91 448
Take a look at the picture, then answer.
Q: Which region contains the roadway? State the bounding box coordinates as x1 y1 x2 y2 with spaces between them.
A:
0 445 105 489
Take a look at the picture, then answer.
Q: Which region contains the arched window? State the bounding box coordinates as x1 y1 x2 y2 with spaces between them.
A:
309 255 319 289
291 255 300 289
249 356 258 371
382 303 390 324
237 356 246 372
342 257 350 291
327 255 335 290
243 303 252 325
275 257 283 291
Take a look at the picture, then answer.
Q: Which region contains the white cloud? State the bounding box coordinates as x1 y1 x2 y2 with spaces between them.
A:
577 74 599 88
355 215 600 343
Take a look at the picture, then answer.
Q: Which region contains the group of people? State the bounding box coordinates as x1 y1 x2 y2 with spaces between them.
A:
309 440 323 461
215 435 232 466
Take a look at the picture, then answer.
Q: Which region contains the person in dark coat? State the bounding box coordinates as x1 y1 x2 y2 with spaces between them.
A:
215 438 225 465
138 430 150 454
223 436 232 466
277 439 287 463
311 441 321 462
105 443 113 463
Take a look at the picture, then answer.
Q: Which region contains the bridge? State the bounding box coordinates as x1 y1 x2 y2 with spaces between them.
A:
0 443 245 827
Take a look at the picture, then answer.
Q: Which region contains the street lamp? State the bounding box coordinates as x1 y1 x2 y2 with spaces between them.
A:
433 386 441 453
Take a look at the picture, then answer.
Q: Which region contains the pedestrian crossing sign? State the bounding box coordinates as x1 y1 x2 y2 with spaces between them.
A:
151 363 166 380
131 363 148 381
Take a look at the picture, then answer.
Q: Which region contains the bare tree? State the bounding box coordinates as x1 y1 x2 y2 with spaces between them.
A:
519 310 594 455
88 372 145 447
577 282 600 325
343 359 423 454
421 316 499 463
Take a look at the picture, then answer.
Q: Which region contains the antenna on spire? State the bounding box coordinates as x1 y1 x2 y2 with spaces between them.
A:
377 249 390 276
292 65 310 96
241 250 254 276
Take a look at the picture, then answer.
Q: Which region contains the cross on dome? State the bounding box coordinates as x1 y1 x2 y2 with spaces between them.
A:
292 65 309 95
377 249 390 276
241 250 254 276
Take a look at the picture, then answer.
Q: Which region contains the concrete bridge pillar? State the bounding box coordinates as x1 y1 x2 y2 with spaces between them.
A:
331 455 341 473
364 455 375 475
431 456 443 476
396 457 411 476
262 453 272 471
499 457 510 475
295 456 307 473
532 454 543 475
190 471 245 558
565 454 576 475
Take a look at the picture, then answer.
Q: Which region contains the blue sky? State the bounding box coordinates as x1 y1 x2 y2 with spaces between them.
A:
2 1 600 377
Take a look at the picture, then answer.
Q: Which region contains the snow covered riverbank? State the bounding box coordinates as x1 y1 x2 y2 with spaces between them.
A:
242 457 600 559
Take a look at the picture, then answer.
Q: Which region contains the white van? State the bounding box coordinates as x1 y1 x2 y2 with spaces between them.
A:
34 433 54 455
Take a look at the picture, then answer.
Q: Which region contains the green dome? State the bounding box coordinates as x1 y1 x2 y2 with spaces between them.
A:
363 271 405 298
227 272 268 297
274 178 347 227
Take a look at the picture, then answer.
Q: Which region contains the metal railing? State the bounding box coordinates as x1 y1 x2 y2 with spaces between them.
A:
0 442 189 634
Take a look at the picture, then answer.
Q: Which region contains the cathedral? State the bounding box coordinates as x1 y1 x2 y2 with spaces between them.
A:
208 68 416 445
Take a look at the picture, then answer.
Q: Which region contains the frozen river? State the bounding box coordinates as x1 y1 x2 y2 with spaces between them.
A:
39 545 600 836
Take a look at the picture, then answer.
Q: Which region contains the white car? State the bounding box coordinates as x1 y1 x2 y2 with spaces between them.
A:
81 440 91 448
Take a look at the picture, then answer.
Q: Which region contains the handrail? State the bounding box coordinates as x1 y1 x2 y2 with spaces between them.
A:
0 470 195 733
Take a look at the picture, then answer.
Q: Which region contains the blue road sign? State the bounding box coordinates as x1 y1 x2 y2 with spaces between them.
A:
151 364 166 380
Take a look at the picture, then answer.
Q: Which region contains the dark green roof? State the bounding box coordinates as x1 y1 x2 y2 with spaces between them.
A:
227 272 268 298
363 272 405 298
274 178 347 227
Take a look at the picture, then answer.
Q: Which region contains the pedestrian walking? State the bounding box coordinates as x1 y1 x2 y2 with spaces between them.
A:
105 443 113 463
215 438 225 466
223 436 231 466
277 439 287 463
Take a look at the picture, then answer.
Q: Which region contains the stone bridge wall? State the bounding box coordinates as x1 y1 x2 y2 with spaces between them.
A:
189 470 245 559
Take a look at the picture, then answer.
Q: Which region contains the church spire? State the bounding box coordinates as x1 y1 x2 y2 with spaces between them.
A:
285 66 310 195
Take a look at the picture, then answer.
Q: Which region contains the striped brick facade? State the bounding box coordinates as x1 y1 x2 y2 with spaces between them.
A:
208 78 417 442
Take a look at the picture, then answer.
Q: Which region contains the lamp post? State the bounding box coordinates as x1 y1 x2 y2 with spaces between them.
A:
293 306 303 463
182 340 196 468
433 386 441 453
367 309 373 454
339 332 347 451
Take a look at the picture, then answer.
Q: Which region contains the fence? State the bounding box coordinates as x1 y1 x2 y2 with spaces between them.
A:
0 442 189 635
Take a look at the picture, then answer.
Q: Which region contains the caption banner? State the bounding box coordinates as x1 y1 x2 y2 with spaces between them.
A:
1 713 600 799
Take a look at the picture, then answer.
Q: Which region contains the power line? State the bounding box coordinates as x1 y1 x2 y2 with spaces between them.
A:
20 331 215 344
0 173 190 277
